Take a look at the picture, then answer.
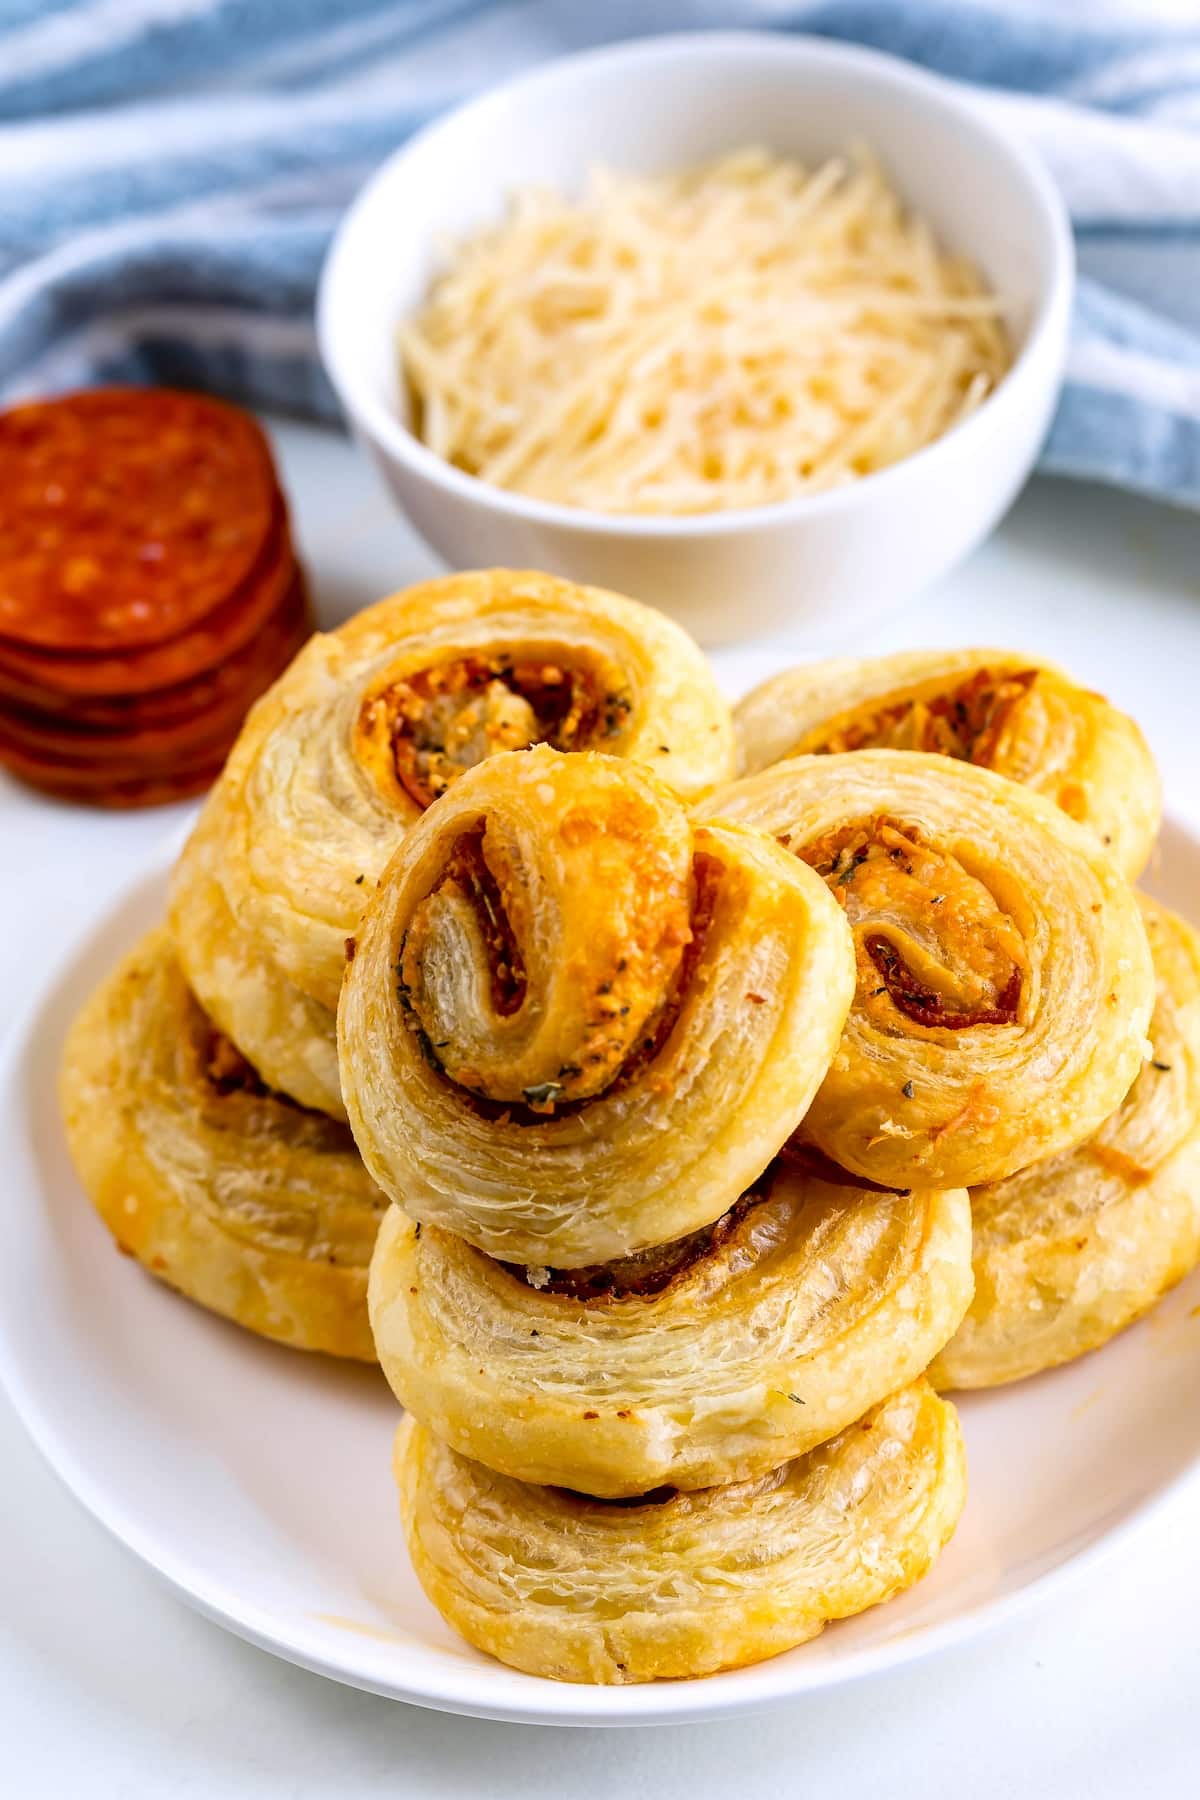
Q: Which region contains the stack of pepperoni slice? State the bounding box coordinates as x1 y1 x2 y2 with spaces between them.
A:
0 387 314 807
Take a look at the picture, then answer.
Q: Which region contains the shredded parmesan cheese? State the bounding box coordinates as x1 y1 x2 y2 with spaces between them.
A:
399 146 1011 516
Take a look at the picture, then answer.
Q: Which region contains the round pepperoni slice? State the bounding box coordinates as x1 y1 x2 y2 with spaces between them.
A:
0 586 313 809
0 585 312 764
2 755 228 810
0 511 296 702
0 388 279 652
0 724 230 792
10 574 310 730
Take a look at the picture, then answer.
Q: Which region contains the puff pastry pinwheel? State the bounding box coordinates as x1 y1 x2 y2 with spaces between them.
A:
339 746 855 1266
59 927 385 1359
733 649 1160 878
395 1379 966 1683
171 570 735 1093
368 1156 972 1495
700 750 1155 1191
932 895 1200 1388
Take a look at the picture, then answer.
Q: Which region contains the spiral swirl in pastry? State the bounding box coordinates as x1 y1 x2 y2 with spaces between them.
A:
395 1379 965 1684
369 1155 971 1495
932 895 1200 1388
59 927 385 1359
733 649 1160 878
339 746 855 1265
700 750 1155 1190
173 569 735 1038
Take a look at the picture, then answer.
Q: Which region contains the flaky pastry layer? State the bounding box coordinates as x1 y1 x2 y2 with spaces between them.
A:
933 894 1200 1386
396 1380 966 1683
60 927 384 1358
370 1160 972 1494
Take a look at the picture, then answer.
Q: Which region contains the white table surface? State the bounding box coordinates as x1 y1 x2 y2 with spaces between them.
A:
2 419 1198 1797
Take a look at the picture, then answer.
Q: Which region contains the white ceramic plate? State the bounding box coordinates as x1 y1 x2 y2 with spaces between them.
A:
1 823 1199 1727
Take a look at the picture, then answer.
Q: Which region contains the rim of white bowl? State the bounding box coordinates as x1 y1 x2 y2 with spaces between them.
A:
318 30 1075 543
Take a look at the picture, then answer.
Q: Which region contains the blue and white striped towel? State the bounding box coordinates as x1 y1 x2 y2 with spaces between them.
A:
3 0 1200 508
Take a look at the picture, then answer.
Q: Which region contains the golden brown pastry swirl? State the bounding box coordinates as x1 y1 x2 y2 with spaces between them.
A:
700 750 1155 1190
395 1380 966 1683
59 928 385 1359
733 649 1160 878
338 746 856 1265
932 895 1200 1387
169 571 733 1116
369 1157 972 1495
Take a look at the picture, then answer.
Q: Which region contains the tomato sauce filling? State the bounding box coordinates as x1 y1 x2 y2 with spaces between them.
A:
805 666 1038 767
364 655 631 809
200 1025 312 1115
560 1485 680 1509
399 849 719 1121
203 1027 274 1098
799 815 1025 1030
401 824 528 1020
864 932 1022 1028
504 1185 765 1302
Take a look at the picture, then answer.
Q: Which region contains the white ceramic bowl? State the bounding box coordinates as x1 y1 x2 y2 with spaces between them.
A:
318 31 1073 646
